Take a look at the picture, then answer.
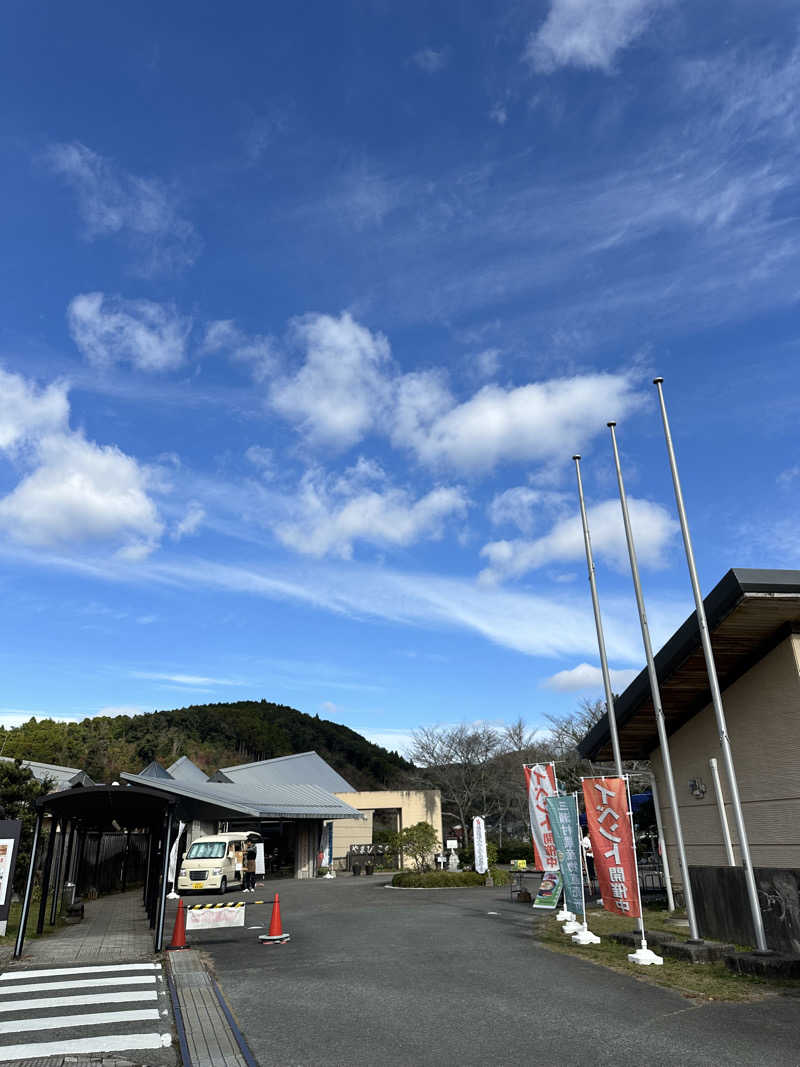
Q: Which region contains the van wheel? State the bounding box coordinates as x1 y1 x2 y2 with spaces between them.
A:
219 877 227 895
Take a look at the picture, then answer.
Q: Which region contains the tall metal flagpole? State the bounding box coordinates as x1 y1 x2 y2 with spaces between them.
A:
573 456 624 777
607 422 702 943
653 378 768 951
573 455 647 947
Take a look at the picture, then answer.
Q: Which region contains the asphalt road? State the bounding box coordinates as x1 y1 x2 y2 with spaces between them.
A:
182 875 799 1067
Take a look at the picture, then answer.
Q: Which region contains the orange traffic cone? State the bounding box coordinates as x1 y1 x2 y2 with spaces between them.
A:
168 899 187 950
259 892 290 944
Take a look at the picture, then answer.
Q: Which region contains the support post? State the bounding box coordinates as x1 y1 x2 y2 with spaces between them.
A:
49 819 70 925
653 378 768 952
648 772 675 911
14 811 42 959
608 422 702 943
155 808 173 952
709 757 736 867
36 818 58 935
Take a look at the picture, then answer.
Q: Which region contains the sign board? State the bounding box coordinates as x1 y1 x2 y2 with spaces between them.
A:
348 844 388 856
186 906 246 930
254 843 265 875
582 777 641 919
473 817 488 875
446 839 458 849
0 821 23 937
533 870 563 910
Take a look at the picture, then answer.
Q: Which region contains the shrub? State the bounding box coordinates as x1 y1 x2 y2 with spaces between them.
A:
391 870 486 888
488 866 510 886
496 839 535 865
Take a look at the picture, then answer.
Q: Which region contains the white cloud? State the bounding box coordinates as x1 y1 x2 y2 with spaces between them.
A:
543 662 639 692
68 292 191 372
358 727 415 756
0 368 69 452
270 312 392 450
172 504 205 541
527 0 668 74
0 432 163 556
480 496 677 582
474 348 502 378
245 446 275 479
411 47 449 73
131 671 245 687
273 463 468 559
201 320 276 381
396 373 643 473
489 105 508 126
44 141 201 275
488 487 568 535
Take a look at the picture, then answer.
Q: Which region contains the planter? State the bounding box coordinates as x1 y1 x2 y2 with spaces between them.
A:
365 864 374 876
352 863 361 876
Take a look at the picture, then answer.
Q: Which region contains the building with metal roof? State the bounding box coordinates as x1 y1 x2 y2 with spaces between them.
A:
218 751 356 792
578 568 800 949
0 755 92 790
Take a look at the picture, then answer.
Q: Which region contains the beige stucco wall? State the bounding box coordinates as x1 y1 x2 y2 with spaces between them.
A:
330 789 442 865
650 633 800 878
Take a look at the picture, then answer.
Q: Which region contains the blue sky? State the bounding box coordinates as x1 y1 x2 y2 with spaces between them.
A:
1 0 798 754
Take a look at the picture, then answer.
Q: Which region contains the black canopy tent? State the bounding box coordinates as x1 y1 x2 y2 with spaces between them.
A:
15 784 177 958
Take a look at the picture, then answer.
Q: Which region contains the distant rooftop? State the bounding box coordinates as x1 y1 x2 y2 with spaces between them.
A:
167 756 210 784
220 751 356 793
0 756 91 790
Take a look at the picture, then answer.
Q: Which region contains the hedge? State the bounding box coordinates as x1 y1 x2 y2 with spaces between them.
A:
391 871 487 888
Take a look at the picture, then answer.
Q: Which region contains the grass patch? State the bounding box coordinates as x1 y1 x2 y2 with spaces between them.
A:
392 871 487 888
533 906 800 1003
0 898 66 951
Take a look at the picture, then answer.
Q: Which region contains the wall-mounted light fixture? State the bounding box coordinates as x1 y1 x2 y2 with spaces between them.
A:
688 778 707 799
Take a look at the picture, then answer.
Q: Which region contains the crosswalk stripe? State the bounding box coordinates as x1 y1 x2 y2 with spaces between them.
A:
0 1032 172 1062
2 974 157 994
0 990 159 1013
0 963 160 981
0 1008 160 1035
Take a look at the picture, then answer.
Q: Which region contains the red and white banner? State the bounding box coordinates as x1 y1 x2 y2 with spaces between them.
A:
582 776 641 919
186 906 246 930
524 763 559 872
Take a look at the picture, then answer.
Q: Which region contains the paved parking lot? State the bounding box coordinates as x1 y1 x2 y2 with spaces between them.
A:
178 874 800 1067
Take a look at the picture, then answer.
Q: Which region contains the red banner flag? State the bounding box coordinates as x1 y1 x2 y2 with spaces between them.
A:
524 763 559 872
582 776 641 919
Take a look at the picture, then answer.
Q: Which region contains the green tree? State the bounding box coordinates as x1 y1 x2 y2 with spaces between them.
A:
0 760 52 893
388 821 438 872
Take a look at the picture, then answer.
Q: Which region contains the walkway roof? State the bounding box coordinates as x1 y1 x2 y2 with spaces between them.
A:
578 569 800 762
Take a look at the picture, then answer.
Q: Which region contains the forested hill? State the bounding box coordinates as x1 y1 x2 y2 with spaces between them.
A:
0 700 413 790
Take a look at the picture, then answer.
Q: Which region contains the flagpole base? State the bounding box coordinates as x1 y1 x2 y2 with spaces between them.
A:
556 909 575 923
572 923 601 945
627 940 663 966
167 892 180 900
562 919 582 934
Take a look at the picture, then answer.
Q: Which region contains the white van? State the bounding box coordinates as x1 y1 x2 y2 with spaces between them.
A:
176 831 260 894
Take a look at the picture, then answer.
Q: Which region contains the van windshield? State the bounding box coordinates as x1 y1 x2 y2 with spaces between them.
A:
186 841 226 859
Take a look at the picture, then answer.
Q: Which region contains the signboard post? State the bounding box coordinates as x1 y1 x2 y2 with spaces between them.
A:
0 820 23 937
473 817 488 875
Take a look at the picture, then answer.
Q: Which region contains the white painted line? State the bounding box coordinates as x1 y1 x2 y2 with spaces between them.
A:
0 1008 161 1035
0 990 159 1013
1 975 157 994
0 1032 171 1062
0 963 160 981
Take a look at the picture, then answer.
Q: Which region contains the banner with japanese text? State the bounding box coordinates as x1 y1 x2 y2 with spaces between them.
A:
545 794 584 918
582 777 641 919
524 763 559 872
473 816 489 874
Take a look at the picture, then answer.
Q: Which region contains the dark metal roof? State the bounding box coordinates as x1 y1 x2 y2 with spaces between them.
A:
35 783 175 830
578 569 800 761
138 760 174 780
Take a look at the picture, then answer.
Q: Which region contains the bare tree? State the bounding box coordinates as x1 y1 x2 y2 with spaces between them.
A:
408 724 504 846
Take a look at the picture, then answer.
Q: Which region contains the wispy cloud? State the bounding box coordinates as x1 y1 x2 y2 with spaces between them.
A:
44 141 201 275
411 47 450 74
527 0 670 74
131 671 247 687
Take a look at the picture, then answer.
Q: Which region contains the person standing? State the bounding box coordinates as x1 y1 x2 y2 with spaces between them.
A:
244 840 257 892
581 829 595 881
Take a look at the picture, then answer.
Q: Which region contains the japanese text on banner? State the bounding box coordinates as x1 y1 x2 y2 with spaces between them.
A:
581 777 641 919
524 763 559 872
